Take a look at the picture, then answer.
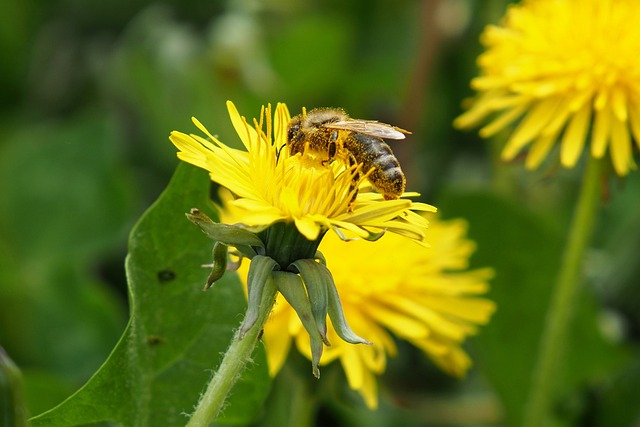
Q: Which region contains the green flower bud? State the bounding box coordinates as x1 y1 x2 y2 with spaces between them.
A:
203 242 229 290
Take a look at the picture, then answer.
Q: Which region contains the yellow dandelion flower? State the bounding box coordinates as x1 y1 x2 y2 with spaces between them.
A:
170 101 437 379
455 0 640 175
237 215 496 409
170 101 435 243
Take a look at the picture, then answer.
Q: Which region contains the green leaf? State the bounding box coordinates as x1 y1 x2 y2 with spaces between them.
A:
30 163 270 427
437 190 628 427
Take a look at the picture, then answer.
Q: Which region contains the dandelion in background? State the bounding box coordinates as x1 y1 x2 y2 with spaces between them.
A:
454 2 632 425
455 0 640 175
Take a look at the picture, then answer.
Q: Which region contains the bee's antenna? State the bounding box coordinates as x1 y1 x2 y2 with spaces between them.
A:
275 142 287 162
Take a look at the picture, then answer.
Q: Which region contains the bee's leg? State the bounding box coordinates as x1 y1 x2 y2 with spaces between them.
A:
346 152 360 211
328 132 338 159
322 131 339 166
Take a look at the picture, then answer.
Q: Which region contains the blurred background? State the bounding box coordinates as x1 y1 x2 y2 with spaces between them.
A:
1 0 639 425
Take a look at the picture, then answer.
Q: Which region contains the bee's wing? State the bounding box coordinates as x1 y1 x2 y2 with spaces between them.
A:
324 120 410 140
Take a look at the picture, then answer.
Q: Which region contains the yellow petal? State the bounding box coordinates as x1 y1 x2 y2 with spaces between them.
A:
454 93 495 129
424 296 497 324
226 100 259 151
610 117 632 175
502 97 561 160
273 103 291 149
525 133 556 169
367 303 430 338
323 219 372 239
359 220 426 242
338 199 412 223
415 340 471 378
560 102 591 168
479 104 528 138
230 199 283 222
357 364 379 409
611 85 628 122
263 306 294 376
541 97 573 137
340 345 365 389
294 217 322 241
628 103 640 149
591 107 611 158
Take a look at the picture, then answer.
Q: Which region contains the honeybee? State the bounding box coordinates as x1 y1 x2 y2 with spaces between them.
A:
287 108 409 200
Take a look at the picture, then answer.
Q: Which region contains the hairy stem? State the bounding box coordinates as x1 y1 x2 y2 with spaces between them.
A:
187 281 278 427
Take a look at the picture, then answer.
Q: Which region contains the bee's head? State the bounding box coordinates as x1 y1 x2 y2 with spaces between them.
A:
287 115 303 144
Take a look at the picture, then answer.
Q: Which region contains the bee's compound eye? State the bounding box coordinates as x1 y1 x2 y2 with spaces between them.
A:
288 124 301 142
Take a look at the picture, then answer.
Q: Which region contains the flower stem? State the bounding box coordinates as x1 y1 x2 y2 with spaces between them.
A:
187 280 278 427
522 156 603 427
0 347 28 427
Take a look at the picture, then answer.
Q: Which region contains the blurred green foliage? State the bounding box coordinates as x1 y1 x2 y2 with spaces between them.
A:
1 0 639 425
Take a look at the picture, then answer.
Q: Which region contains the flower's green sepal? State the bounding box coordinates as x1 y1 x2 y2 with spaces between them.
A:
330 226 358 242
362 229 386 241
259 222 324 269
274 271 323 378
290 259 330 346
204 242 229 290
233 244 259 260
326 277 371 345
240 255 280 338
187 209 265 248
226 250 244 271
314 250 327 266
